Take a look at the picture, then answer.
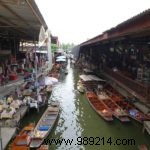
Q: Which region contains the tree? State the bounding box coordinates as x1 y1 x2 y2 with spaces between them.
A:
60 43 75 52
51 43 58 53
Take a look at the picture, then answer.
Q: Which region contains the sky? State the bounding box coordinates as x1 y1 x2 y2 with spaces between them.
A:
36 0 150 45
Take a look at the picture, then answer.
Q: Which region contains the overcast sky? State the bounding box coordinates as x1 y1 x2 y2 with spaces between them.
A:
36 0 150 45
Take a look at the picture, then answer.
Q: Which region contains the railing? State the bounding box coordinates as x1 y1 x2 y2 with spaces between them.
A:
103 67 150 102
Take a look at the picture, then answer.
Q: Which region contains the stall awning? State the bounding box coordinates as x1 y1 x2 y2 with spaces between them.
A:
0 0 48 41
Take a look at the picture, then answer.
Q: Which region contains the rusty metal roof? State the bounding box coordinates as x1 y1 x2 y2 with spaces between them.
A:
81 9 150 46
0 0 48 41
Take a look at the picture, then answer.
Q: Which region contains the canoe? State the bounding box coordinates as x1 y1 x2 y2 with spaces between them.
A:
37 145 49 150
105 85 150 123
9 123 35 150
97 91 130 122
77 85 84 93
65 69 68 75
86 91 113 121
77 80 85 93
30 104 59 148
138 144 148 150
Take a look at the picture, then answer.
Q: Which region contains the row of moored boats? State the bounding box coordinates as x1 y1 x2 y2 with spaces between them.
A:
77 74 150 123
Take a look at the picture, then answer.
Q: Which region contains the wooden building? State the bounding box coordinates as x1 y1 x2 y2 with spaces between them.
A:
78 9 150 105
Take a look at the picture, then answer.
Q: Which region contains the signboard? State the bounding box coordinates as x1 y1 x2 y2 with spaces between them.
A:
38 26 46 47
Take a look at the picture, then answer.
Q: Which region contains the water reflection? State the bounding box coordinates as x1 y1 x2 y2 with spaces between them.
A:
46 63 150 150
48 66 84 150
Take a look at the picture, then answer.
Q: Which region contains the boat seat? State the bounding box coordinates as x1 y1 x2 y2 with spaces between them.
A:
38 125 50 131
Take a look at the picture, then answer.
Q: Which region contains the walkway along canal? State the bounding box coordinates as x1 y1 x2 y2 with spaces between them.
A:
20 62 150 150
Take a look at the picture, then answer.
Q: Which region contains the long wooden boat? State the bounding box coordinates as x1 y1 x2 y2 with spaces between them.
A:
30 104 59 148
86 91 113 121
37 145 49 150
97 91 130 122
77 80 85 93
65 69 68 75
105 85 150 123
9 123 35 150
138 144 148 150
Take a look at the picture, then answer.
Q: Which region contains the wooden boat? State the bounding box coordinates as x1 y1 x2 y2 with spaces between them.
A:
105 85 150 123
138 144 148 150
79 75 105 93
86 91 113 121
77 80 85 93
65 69 68 75
9 123 35 150
30 104 59 148
37 145 49 150
97 91 130 122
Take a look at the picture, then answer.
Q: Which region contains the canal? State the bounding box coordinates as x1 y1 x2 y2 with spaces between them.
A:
21 62 150 150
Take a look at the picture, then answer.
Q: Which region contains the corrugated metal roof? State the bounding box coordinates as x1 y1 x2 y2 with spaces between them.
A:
0 0 48 41
81 9 150 46
106 9 150 33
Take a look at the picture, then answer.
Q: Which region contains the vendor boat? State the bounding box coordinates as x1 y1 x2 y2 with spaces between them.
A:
30 103 59 148
86 91 113 121
105 85 150 123
65 69 68 75
138 144 148 150
37 145 49 150
97 91 130 122
9 123 35 150
77 80 85 93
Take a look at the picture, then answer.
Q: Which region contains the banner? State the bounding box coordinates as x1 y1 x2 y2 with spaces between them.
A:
45 29 52 70
38 26 46 47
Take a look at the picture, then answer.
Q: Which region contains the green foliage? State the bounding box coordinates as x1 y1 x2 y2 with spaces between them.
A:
51 43 58 53
60 43 75 51
51 42 75 53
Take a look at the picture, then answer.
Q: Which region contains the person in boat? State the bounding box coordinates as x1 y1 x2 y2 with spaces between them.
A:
37 94 42 104
24 70 32 81
97 84 103 94
93 88 97 93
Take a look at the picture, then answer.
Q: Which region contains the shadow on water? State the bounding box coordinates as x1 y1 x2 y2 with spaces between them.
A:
46 63 150 150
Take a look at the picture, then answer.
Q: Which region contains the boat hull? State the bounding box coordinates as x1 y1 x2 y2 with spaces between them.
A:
30 105 59 148
105 85 150 123
97 92 130 122
10 123 35 150
86 91 113 121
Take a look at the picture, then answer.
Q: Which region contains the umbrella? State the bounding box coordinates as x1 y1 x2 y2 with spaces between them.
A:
44 76 58 85
49 77 58 84
56 58 66 62
44 76 53 85
56 55 66 59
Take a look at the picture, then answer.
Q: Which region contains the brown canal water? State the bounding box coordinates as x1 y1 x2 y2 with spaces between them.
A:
20 63 150 150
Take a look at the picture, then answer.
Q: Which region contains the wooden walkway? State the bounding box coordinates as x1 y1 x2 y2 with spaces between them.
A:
1 127 16 150
0 106 28 127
